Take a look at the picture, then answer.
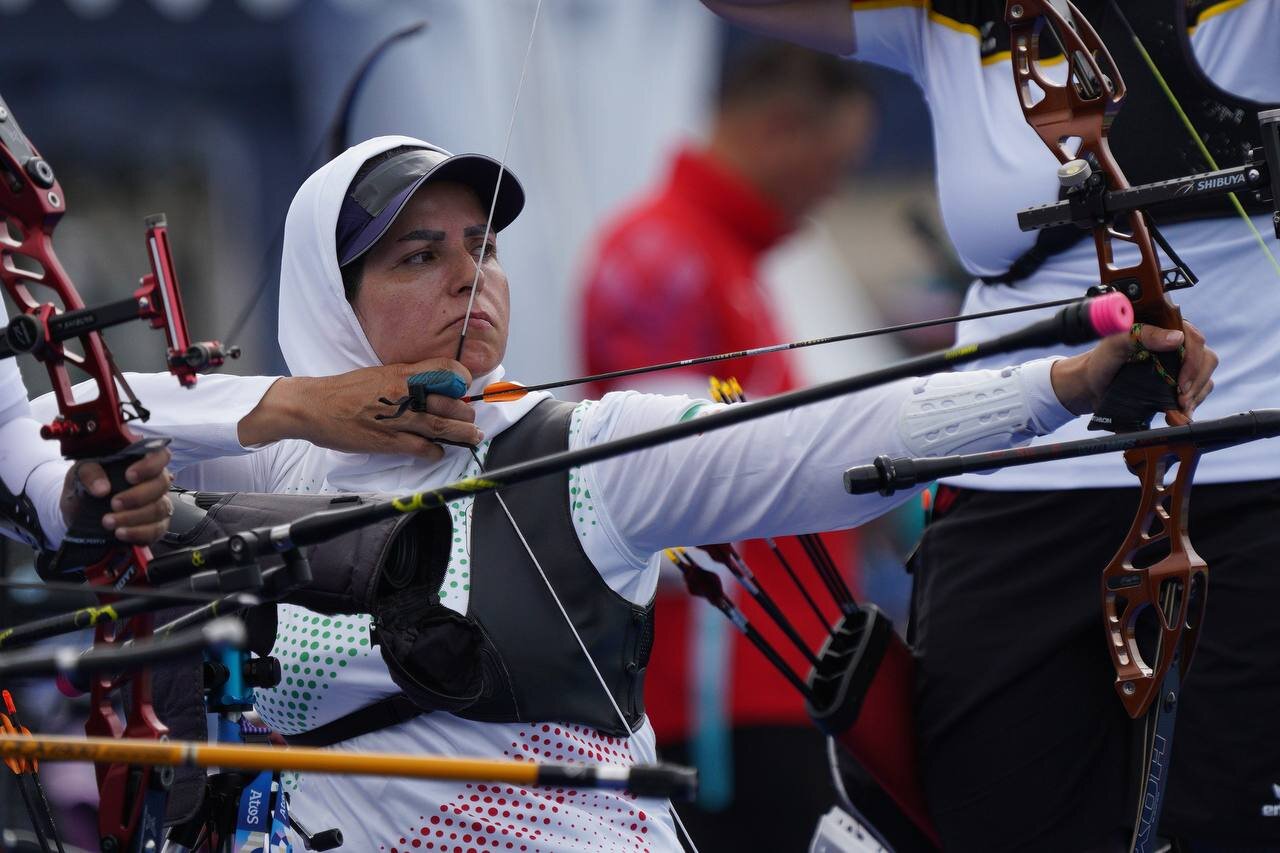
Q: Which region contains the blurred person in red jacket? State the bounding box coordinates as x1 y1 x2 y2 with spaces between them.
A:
579 41 876 851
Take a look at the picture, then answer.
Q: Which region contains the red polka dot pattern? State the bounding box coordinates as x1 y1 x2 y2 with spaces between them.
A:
378 726 654 852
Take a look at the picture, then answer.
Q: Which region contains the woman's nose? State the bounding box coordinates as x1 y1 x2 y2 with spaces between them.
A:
452 248 485 295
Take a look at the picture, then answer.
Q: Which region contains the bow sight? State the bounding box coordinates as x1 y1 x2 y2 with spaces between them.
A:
1017 107 1280 254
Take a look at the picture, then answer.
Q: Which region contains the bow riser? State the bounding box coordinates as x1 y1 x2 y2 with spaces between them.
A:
1103 444 1207 717
1007 0 1198 724
1009 0 1124 150
1010 1 1182 331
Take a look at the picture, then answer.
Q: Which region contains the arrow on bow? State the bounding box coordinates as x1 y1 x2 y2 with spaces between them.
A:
458 294 1106 404
132 293 1125 851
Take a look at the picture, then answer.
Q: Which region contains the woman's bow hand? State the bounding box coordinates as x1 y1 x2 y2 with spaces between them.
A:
1050 320 1216 421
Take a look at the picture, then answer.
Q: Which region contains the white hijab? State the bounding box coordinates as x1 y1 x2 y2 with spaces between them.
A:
276 135 548 492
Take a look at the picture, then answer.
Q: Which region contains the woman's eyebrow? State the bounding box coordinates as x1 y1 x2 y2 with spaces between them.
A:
396 228 446 243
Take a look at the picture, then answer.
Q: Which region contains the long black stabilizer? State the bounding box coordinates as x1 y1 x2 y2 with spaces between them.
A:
0 617 244 680
844 410 1280 496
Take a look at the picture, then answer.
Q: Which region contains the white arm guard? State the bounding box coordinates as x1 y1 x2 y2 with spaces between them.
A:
898 357 1072 458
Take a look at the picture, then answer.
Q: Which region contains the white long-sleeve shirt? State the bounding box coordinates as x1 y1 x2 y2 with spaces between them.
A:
21 369 279 551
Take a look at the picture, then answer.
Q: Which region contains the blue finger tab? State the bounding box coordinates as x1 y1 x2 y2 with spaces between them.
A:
407 369 467 400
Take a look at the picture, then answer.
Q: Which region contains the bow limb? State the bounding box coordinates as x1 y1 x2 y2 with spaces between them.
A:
1104 443 1206 718
1010 0 1185 430
221 21 429 346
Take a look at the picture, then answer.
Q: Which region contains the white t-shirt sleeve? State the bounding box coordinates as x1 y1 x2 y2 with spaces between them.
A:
0 414 70 548
0 358 28 425
11 370 280 547
1191 0 1280 102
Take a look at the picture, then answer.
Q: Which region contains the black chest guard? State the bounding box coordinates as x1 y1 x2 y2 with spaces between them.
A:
291 399 655 746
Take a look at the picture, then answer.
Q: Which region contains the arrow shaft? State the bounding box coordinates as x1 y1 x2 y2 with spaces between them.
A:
466 296 1084 401
0 734 691 797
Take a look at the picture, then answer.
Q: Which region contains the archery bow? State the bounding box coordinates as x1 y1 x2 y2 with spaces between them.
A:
1005 2 1214 848
0 89 236 851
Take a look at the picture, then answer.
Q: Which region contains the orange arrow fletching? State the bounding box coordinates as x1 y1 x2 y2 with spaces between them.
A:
468 381 529 403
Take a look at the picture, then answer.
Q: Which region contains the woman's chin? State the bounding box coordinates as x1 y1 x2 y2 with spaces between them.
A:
460 350 503 379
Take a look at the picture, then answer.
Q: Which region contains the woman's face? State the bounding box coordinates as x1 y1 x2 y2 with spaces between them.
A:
352 180 510 375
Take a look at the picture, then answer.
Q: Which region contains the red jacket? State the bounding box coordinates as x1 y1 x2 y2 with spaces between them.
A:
580 147 858 741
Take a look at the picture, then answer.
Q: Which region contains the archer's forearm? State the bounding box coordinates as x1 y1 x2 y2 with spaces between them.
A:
594 359 1072 555
0 416 69 549
237 375 314 447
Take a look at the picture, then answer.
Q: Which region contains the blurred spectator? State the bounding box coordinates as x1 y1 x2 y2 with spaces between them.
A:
578 41 875 851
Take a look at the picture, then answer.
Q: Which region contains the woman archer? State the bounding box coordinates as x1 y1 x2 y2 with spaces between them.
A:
61 135 1211 851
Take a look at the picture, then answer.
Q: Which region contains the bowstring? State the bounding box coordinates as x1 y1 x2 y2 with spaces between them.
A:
454 4 702 850
454 0 545 362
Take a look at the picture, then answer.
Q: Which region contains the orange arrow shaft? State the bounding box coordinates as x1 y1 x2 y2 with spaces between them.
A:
0 733 543 784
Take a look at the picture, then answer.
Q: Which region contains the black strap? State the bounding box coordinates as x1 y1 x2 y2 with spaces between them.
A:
285 693 425 748
979 222 1087 286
